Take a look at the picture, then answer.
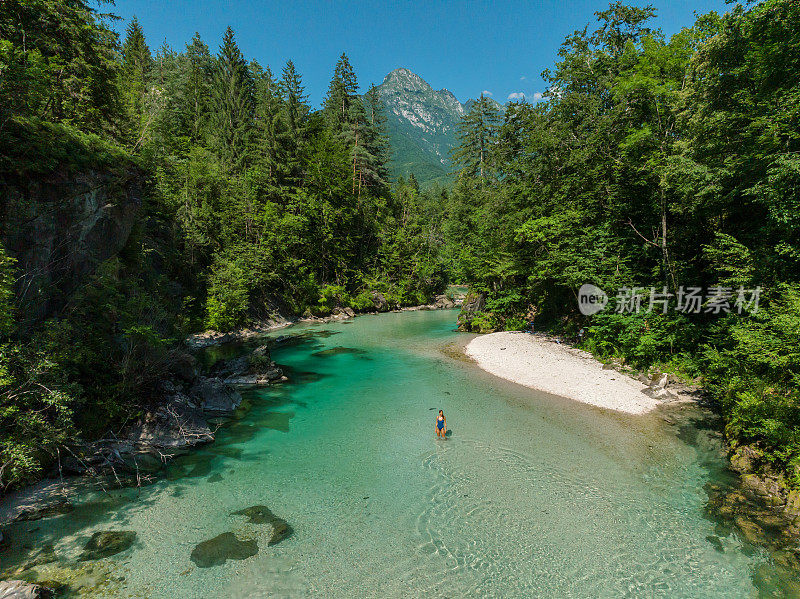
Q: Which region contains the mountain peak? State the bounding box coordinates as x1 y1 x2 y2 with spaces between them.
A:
382 68 433 92
374 69 503 186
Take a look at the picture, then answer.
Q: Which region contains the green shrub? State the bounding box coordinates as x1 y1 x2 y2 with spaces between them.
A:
351 290 375 312
470 312 495 333
317 284 349 313
206 259 250 332
504 316 527 331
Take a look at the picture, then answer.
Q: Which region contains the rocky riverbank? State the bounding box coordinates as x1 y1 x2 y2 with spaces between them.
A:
0 341 285 527
705 445 800 589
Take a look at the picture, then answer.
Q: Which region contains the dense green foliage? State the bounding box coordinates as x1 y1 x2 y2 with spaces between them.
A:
0 2 446 489
448 1 800 483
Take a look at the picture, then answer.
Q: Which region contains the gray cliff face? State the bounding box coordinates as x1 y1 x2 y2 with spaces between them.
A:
2 167 142 322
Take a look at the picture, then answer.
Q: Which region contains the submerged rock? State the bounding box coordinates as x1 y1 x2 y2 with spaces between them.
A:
752 562 800 597
311 347 364 358
705 535 724 552
267 519 293 546
232 505 276 524
231 505 293 546
706 476 800 580
0 580 54 598
190 532 258 568
13 498 73 522
20 543 58 571
79 530 136 561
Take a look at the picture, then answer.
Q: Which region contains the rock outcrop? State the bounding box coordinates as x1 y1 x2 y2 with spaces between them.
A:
209 345 284 387
331 306 356 318
2 164 142 324
189 377 242 414
457 291 486 331
126 382 214 451
185 317 292 349
371 291 390 312
432 294 457 309
0 580 54 598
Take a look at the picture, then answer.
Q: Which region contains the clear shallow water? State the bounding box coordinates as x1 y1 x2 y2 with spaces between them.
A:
0 310 778 597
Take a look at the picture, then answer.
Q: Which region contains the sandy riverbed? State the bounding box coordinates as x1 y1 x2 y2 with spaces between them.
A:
465 331 660 415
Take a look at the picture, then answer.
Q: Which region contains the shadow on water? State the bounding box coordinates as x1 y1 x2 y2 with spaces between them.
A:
278 364 327 387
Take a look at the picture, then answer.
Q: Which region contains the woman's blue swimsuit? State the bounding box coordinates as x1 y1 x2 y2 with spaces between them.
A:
437 417 444 430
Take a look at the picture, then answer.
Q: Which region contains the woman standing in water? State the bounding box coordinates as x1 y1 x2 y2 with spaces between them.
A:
436 410 446 438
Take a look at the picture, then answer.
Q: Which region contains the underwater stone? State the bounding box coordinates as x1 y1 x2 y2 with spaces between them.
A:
190 532 258 568
13 498 73 522
79 530 136 561
231 505 293 546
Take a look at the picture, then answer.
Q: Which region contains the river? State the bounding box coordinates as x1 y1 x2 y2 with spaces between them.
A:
0 310 783 597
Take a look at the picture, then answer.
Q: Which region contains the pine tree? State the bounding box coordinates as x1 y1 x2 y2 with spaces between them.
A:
277 60 309 186
323 53 358 130
250 61 281 182
451 94 502 181
362 83 391 192
184 33 213 143
340 97 376 198
210 26 254 169
120 16 152 141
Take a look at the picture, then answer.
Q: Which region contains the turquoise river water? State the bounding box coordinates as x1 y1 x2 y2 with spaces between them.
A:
0 310 789 597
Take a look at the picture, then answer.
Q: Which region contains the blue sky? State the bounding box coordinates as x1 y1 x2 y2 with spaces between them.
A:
108 0 734 107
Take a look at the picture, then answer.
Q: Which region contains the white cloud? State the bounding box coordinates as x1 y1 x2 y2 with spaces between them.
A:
507 91 526 101
482 90 493 97
520 75 527 81
533 92 544 101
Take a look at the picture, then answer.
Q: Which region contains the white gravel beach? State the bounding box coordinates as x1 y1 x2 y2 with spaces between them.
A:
466 331 660 415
